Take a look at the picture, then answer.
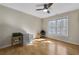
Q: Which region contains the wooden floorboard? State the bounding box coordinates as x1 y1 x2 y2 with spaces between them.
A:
0 38 79 55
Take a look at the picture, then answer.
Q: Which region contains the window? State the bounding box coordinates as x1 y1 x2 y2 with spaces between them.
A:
48 21 56 34
57 19 62 35
48 17 68 37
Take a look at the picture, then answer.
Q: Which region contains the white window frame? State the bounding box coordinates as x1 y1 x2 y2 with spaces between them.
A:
48 16 68 37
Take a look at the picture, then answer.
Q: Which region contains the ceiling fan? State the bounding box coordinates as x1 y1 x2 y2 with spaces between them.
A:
36 3 53 14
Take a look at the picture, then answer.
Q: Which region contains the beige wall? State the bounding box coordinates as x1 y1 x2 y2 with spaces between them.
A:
0 5 41 48
43 10 79 45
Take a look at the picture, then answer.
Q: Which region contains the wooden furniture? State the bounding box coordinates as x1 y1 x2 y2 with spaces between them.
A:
35 33 40 39
11 33 23 46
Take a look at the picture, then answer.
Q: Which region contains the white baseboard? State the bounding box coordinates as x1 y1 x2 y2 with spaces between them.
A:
59 39 79 45
0 44 11 49
47 37 79 45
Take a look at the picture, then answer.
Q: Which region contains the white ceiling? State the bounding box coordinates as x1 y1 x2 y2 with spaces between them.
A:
1 3 79 18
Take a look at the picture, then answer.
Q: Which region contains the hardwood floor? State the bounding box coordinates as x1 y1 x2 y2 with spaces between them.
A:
0 38 79 55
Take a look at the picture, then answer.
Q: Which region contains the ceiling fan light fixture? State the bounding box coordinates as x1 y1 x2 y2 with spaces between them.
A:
43 9 48 12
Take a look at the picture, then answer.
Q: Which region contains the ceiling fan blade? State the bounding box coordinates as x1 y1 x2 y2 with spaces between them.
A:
44 4 48 9
48 3 53 8
36 9 44 10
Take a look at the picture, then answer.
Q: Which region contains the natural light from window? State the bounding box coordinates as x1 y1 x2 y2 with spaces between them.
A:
48 17 68 37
